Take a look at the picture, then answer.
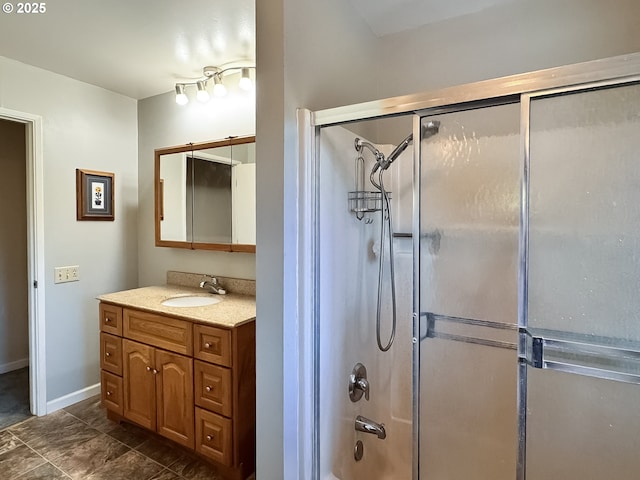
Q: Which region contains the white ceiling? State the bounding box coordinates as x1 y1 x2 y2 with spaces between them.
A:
0 0 255 99
349 0 519 36
0 0 514 100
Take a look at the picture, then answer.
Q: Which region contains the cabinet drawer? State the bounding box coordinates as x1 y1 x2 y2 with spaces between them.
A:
195 407 233 466
194 324 231 367
124 309 192 355
194 360 231 417
100 303 122 336
101 370 123 415
100 332 122 376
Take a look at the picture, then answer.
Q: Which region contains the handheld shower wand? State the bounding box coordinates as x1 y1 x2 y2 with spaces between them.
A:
355 120 440 352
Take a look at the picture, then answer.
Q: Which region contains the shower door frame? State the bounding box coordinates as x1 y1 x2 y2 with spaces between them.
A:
516 78 640 479
301 52 640 480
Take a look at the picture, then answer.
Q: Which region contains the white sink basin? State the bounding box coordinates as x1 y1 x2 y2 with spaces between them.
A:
161 295 222 307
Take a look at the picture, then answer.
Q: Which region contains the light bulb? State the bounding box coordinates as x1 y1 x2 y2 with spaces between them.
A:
239 67 252 91
196 80 210 102
175 84 188 105
213 75 227 97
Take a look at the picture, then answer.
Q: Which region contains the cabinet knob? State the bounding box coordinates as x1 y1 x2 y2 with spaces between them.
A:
206 435 213 441
106 391 112 396
205 386 212 392
204 342 211 349
153 369 158 375
105 352 111 357
105 317 111 323
146 366 152 372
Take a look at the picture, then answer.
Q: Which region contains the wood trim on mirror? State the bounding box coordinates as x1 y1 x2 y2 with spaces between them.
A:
154 135 256 253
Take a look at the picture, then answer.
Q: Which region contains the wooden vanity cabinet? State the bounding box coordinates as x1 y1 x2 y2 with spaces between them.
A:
99 302 255 480
193 322 255 474
122 339 194 447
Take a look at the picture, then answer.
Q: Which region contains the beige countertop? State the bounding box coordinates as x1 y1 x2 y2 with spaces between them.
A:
98 285 256 328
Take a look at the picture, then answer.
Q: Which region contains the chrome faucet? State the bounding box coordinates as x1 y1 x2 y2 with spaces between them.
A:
349 363 369 402
355 415 386 440
199 275 226 295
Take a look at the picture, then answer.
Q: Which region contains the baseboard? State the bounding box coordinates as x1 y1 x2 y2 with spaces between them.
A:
46 383 101 414
0 358 29 374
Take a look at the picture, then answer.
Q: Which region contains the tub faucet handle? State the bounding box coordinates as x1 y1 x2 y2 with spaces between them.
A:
349 363 369 402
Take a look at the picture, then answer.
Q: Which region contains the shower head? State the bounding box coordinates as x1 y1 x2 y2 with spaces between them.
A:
385 133 413 168
377 120 441 172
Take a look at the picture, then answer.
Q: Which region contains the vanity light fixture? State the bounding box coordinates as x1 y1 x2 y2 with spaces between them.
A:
175 84 188 105
174 64 255 106
212 74 227 97
239 67 253 91
196 80 210 102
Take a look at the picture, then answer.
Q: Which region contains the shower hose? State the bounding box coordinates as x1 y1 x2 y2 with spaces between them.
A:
372 168 396 352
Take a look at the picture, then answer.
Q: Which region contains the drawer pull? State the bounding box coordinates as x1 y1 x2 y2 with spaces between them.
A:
105 352 111 357
205 386 212 392
146 366 151 371
153 369 158 375
206 434 213 441
106 391 112 396
105 317 112 323
204 342 212 349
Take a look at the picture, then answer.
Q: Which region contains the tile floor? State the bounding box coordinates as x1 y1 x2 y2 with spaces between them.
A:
0 395 249 480
0 368 31 431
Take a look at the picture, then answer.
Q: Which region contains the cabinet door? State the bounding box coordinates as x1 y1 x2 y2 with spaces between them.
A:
123 339 156 430
156 349 194 448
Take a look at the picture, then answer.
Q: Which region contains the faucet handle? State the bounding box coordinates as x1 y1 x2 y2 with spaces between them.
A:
349 363 369 402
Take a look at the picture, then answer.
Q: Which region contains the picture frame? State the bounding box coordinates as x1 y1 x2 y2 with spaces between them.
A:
76 169 115 221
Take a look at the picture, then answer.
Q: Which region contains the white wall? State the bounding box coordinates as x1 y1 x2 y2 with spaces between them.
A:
0 56 138 402
137 88 255 286
257 0 640 478
255 0 380 478
377 0 640 98
0 119 29 373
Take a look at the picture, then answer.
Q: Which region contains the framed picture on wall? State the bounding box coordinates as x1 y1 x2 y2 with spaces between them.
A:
76 169 115 221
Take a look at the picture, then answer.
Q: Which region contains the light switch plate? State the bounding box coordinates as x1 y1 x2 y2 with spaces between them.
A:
54 265 79 284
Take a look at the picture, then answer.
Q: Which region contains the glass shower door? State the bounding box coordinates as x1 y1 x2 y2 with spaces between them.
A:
417 103 521 479
524 82 640 479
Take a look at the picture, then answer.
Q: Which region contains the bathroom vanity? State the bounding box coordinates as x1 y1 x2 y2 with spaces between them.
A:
98 281 255 480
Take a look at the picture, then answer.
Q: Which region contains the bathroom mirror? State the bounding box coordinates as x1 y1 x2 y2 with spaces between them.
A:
155 135 256 252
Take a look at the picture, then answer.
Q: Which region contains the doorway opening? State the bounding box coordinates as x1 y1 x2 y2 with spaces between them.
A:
0 108 46 426
0 118 30 429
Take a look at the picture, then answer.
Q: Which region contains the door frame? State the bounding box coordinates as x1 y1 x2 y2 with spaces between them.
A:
0 107 46 416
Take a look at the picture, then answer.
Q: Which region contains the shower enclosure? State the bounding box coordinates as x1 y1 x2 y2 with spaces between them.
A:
301 53 640 480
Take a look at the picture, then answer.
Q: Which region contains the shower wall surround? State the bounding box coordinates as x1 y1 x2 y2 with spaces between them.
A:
319 125 412 479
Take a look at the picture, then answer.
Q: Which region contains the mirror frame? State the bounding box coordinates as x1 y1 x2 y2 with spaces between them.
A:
154 135 256 253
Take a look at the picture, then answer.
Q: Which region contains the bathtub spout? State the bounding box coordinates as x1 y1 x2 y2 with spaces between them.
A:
355 415 386 440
